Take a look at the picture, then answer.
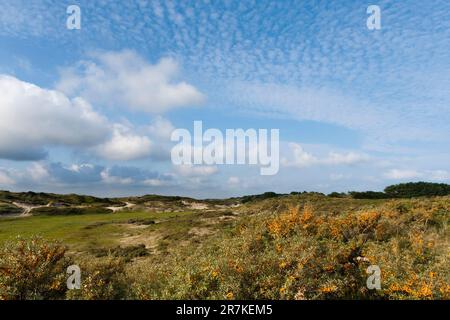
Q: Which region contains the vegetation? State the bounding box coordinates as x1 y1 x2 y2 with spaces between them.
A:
241 192 286 203
349 191 390 199
31 207 112 216
348 182 450 199
0 192 447 300
384 182 450 198
128 196 449 300
0 202 22 215
0 237 70 299
0 190 121 206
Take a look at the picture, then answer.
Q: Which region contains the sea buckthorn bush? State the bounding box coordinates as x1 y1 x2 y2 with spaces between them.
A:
0 236 69 300
128 196 449 300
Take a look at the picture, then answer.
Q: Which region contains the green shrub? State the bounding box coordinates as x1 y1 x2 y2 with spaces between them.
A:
31 207 112 216
90 244 148 262
384 182 450 198
350 191 390 199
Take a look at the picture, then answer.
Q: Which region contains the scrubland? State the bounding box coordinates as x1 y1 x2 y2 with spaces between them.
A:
0 192 448 300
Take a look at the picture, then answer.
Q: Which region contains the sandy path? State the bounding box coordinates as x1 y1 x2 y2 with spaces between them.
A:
106 202 136 213
12 202 51 216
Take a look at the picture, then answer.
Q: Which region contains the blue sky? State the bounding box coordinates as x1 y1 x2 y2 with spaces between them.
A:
0 0 449 198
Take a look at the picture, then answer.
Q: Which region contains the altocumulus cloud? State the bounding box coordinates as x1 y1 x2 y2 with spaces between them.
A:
57 50 205 113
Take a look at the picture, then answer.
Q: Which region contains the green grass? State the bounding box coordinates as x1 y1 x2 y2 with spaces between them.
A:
0 210 195 251
0 207 234 255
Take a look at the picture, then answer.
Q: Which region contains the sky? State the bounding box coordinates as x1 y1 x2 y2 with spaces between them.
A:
0 0 449 198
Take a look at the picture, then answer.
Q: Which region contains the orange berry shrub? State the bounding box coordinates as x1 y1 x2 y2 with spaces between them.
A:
127 196 448 300
0 236 69 300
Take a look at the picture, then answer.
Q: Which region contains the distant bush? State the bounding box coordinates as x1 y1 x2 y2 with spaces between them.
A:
384 182 450 198
0 202 22 215
31 207 112 216
241 192 285 203
348 182 450 199
327 192 348 198
349 191 390 199
0 190 121 206
0 237 69 300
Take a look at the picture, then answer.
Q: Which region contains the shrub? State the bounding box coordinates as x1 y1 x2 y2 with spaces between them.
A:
128 197 449 300
384 182 450 198
31 207 112 216
66 256 128 300
0 237 69 300
350 191 390 199
90 244 148 262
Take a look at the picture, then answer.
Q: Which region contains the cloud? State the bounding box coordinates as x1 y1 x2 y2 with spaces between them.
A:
228 176 240 185
57 50 205 113
429 170 450 181
175 164 218 177
95 124 152 161
384 169 450 181
147 116 176 140
144 116 175 161
47 162 105 184
27 163 50 181
324 152 370 166
282 143 369 168
15 162 174 188
282 143 317 168
0 75 110 160
384 169 422 180
0 169 15 185
101 165 173 186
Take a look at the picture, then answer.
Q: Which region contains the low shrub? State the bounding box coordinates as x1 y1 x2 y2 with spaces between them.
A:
0 237 70 300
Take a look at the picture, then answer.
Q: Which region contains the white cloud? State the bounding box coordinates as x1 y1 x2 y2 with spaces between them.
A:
175 164 218 177
384 168 450 181
0 75 110 160
282 143 369 168
329 173 345 181
384 169 422 180
95 124 152 161
0 170 15 185
228 176 240 185
100 169 134 185
147 116 176 140
282 143 317 168
57 51 205 113
429 170 450 181
324 152 370 165
27 163 50 181
142 178 171 187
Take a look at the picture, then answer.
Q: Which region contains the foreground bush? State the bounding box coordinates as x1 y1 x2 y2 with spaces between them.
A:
0 237 69 300
66 256 128 300
0 237 129 300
